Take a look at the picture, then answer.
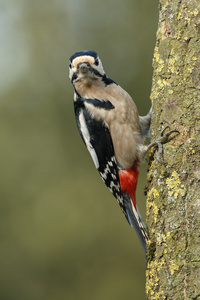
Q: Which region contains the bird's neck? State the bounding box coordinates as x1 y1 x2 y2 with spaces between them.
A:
74 77 105 99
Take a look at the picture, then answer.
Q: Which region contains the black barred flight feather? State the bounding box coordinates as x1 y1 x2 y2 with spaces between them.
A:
74 97 125 211
74 97 148 253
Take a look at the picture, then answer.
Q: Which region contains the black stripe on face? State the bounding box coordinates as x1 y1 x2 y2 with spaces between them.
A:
102 75 118 86
91 68 103 78
71 73 78 82
90 69 117 86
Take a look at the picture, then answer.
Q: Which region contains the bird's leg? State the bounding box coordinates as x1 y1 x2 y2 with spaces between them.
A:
145 126 180 164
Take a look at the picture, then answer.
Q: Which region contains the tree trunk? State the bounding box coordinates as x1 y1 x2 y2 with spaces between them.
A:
146 0 200 299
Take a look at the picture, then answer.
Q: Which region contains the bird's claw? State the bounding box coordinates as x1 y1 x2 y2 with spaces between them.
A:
148 127 180 164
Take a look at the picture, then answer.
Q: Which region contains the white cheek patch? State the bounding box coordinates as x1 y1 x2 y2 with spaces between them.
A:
74 93 77 102
93 58 105 75
79 111 100 169
69 67 76 80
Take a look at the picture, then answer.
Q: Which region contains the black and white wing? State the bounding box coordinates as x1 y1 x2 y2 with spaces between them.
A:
74 96 148 253
74 97 126 215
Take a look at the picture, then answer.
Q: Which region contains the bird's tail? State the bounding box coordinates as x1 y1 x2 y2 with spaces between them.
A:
123 193 148 254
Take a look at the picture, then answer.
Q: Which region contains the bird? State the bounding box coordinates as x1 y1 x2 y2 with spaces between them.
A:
68 50 178 254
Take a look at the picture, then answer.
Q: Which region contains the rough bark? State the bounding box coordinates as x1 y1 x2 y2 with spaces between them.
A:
146 0 200 299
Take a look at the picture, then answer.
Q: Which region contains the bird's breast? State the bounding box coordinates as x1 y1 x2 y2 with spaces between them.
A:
76 81 142 169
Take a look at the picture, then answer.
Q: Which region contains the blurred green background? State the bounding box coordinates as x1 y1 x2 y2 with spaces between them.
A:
0 1 158 299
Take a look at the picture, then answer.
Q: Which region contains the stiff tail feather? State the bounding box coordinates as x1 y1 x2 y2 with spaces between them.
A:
123 193 148 254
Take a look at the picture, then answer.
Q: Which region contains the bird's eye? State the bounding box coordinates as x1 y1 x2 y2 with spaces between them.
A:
69 63 72 69
95 59 99 66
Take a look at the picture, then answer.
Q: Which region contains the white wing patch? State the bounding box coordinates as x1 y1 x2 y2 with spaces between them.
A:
79 110 100 169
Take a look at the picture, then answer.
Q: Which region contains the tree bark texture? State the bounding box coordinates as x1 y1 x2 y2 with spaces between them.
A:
146 1 200 299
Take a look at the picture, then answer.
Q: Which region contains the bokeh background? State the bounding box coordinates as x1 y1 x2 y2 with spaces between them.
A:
0 1 158 299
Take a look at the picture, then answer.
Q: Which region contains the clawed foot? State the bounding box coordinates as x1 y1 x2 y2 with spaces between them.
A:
147 126 180 164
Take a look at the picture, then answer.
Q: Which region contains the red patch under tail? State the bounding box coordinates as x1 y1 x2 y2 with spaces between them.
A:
118 163 139 209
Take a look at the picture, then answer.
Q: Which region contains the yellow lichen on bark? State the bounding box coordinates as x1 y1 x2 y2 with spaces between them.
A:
166 171 186 199
146 0 200 298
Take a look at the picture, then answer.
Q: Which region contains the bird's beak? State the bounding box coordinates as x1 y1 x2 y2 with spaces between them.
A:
79 63 90 73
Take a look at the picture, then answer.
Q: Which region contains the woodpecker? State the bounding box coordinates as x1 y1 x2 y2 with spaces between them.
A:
69 50 178 254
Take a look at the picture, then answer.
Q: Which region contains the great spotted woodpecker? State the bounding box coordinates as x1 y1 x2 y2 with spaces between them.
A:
69 50 178 254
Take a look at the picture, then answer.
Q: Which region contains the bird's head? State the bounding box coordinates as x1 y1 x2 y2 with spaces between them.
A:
69 50 105 84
